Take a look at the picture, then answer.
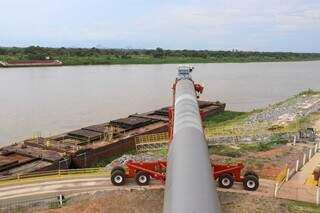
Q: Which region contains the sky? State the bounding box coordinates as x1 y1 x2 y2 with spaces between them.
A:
0 0 320 52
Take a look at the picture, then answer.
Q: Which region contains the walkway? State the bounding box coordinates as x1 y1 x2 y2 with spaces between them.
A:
277 153 320 203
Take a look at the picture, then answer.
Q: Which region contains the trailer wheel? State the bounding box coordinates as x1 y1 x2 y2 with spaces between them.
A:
218 173 234 188
243 175 259 191
135 171 150 186
111 166 125 175
111 170 126 186
244 171 259 180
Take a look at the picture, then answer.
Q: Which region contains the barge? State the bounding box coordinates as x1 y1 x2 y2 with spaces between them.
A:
0 100 225 177
0 60 63 67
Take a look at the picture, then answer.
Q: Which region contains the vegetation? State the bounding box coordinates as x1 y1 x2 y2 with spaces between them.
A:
1 46 320 65
286 200 320 213
208 144 242 157
204 111 249 128
208 135 288 157
292 112 320 128
297 89 320 96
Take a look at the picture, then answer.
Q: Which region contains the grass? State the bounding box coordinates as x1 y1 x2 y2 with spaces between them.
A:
286 111 320 131
204 111 249 128
156 148 168 157
241 135 288 152
209 135 288 157
204 90 320 133
286 200 320 213
297 89 320 96
152 137 287 158
273 89 319 108
208 145 242 157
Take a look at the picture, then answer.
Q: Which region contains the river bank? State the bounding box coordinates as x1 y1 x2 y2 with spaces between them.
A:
1 56 320 66
1 47 320 66
107 90 320 179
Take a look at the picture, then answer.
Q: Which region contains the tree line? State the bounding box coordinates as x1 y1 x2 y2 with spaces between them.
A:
0 46 319 61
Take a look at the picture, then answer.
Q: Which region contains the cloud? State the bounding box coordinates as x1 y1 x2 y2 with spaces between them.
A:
0 0 319 51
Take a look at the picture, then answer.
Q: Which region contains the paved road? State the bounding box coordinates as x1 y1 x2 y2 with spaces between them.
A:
0 176 274 205
0 177 162 204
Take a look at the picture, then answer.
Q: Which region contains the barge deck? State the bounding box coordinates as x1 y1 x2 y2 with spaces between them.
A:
0 100 225 177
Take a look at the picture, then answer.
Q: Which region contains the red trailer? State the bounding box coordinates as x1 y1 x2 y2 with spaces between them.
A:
111 161 259 191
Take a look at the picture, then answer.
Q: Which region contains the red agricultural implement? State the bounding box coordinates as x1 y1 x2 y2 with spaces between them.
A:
111 161 259 191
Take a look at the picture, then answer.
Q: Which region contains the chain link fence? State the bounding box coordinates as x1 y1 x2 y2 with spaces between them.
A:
0 195 65 213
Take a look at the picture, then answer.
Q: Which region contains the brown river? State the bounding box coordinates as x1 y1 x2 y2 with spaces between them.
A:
0 61 319 145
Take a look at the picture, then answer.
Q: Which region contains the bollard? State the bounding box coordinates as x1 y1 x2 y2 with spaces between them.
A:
293 136 296 146
309 149 312 160
57 194 65 207
274 182 279 197
295 160 299 172
303 153 306 165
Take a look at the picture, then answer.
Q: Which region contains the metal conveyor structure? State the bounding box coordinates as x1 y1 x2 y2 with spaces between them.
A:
163 65 221 213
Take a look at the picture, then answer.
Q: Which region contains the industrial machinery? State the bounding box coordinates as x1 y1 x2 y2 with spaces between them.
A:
110 65 259 213
111 160 259 191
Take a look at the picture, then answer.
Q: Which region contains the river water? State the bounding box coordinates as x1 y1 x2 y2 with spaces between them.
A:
0 61 319 145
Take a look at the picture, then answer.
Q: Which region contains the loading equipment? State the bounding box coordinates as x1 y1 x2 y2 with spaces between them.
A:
111 161 259 191
111 65 259 213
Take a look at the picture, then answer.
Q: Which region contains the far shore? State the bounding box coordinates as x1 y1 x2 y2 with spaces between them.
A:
0 57 320 68
1 47 320 67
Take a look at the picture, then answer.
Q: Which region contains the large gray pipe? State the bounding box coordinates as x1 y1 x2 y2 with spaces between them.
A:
163 76 221 213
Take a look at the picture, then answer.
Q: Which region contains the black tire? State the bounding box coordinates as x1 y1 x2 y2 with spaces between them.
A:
218 173 234 188
111 170 126 186
244 171 259 180
111 166 125 175
135 171 150 186
243 175 259 191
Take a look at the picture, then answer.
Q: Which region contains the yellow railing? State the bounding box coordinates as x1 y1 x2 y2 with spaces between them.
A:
275 164 289 184
0 168 110 186
135 132 169 144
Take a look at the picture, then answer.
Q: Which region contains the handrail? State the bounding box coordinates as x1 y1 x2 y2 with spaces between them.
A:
0 167 109 186
275 164 289 184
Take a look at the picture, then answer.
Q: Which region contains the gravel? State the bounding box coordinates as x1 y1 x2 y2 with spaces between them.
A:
106 153 165 170
246 94 320 125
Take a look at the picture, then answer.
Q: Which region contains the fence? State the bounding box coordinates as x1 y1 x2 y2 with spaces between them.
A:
0 195 64 212
135 132 169 152
274 140 320 204
0 167 109 186
134 123 300 152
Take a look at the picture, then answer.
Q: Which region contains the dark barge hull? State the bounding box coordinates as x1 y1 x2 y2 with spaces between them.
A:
0 100 225 176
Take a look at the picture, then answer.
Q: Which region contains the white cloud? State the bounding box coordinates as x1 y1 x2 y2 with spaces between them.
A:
0 0 319 51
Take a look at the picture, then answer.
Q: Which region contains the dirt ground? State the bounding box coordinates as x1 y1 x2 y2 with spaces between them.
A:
40 189 318 213
210 143 311 179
